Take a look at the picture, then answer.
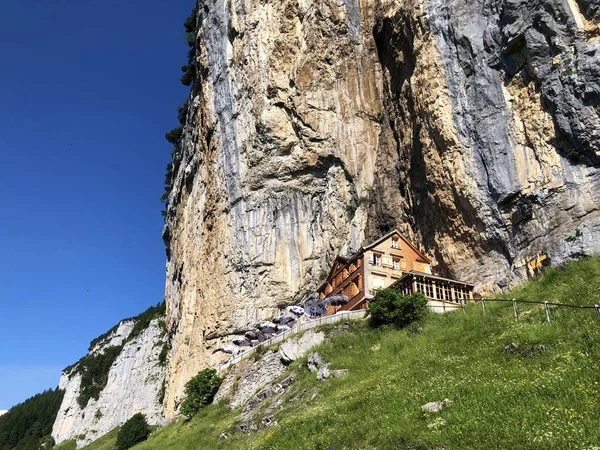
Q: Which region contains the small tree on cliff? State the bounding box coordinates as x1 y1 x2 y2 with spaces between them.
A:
180 368 222 418
115 413 150 450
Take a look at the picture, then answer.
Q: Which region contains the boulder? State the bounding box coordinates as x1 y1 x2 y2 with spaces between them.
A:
316 365 330 381
237 422 257 433
421 399 453 413
331 369 349 378
316 364 348 380
261 416 275 427
307 352 325 373
279 330 325 363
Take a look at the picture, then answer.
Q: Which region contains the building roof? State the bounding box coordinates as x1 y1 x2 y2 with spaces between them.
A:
362 229 431 264
317 229 432 290
393 270 475 287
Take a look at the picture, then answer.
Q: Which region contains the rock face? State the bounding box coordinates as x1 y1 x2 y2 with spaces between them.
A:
215 330 324 409
162 0 600 415
215 350 287 410
52 319 167 448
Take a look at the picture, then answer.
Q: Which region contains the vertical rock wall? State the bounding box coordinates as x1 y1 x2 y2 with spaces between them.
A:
163 0 600 415
162 0 384 415
52 320 167 448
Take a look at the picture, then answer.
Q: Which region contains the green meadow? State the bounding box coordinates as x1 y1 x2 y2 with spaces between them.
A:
76 257 600 449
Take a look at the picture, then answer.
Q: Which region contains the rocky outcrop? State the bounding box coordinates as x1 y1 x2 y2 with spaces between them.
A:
215 350 287 410
162 0 600 415
215 329 324 409
52 319 167 448
279 329 325 363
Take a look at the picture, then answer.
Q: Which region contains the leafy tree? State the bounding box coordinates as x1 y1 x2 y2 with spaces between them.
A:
115 413 150 450
368 289 429 328
180 369 222 417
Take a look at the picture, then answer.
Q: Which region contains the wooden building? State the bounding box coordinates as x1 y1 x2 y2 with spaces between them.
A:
317 229 474 314
391 271 474 312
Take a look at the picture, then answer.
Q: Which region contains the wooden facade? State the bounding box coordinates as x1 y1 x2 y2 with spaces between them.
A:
392 271 474 307
317 230 437 313
317 230 475 314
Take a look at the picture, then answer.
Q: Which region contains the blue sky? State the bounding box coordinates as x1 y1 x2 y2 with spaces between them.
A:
0 0 194 409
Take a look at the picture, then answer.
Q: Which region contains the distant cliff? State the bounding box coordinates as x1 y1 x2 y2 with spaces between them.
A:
52 305 167 448
161 0 600 415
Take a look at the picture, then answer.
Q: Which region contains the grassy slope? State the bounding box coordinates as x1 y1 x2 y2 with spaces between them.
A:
54 428 120 450
85 257 600 450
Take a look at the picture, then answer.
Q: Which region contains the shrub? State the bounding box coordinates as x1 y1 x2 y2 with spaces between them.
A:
368 289 429 328
115 413 150 450
161 4 197 213
165 127 183 145
179 369 222 417
158 341 168 366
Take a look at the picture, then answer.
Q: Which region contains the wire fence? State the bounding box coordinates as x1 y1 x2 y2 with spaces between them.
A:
217 298 600 374
476 298 600 323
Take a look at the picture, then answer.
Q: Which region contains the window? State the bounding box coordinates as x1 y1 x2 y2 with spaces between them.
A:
391 238 398 249
372 275 385 290
372 254 381 266
392 259 400 270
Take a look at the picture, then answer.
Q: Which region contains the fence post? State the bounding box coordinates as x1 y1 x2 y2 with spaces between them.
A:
482 299 486 315
595 305 600 321
513 299 519 319
544 301 551 323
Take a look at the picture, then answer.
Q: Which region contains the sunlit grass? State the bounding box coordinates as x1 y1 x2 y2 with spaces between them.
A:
86 257 600 450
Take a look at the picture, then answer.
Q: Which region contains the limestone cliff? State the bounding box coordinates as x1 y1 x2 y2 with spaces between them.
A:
52 315 167 448
162 0 600 414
